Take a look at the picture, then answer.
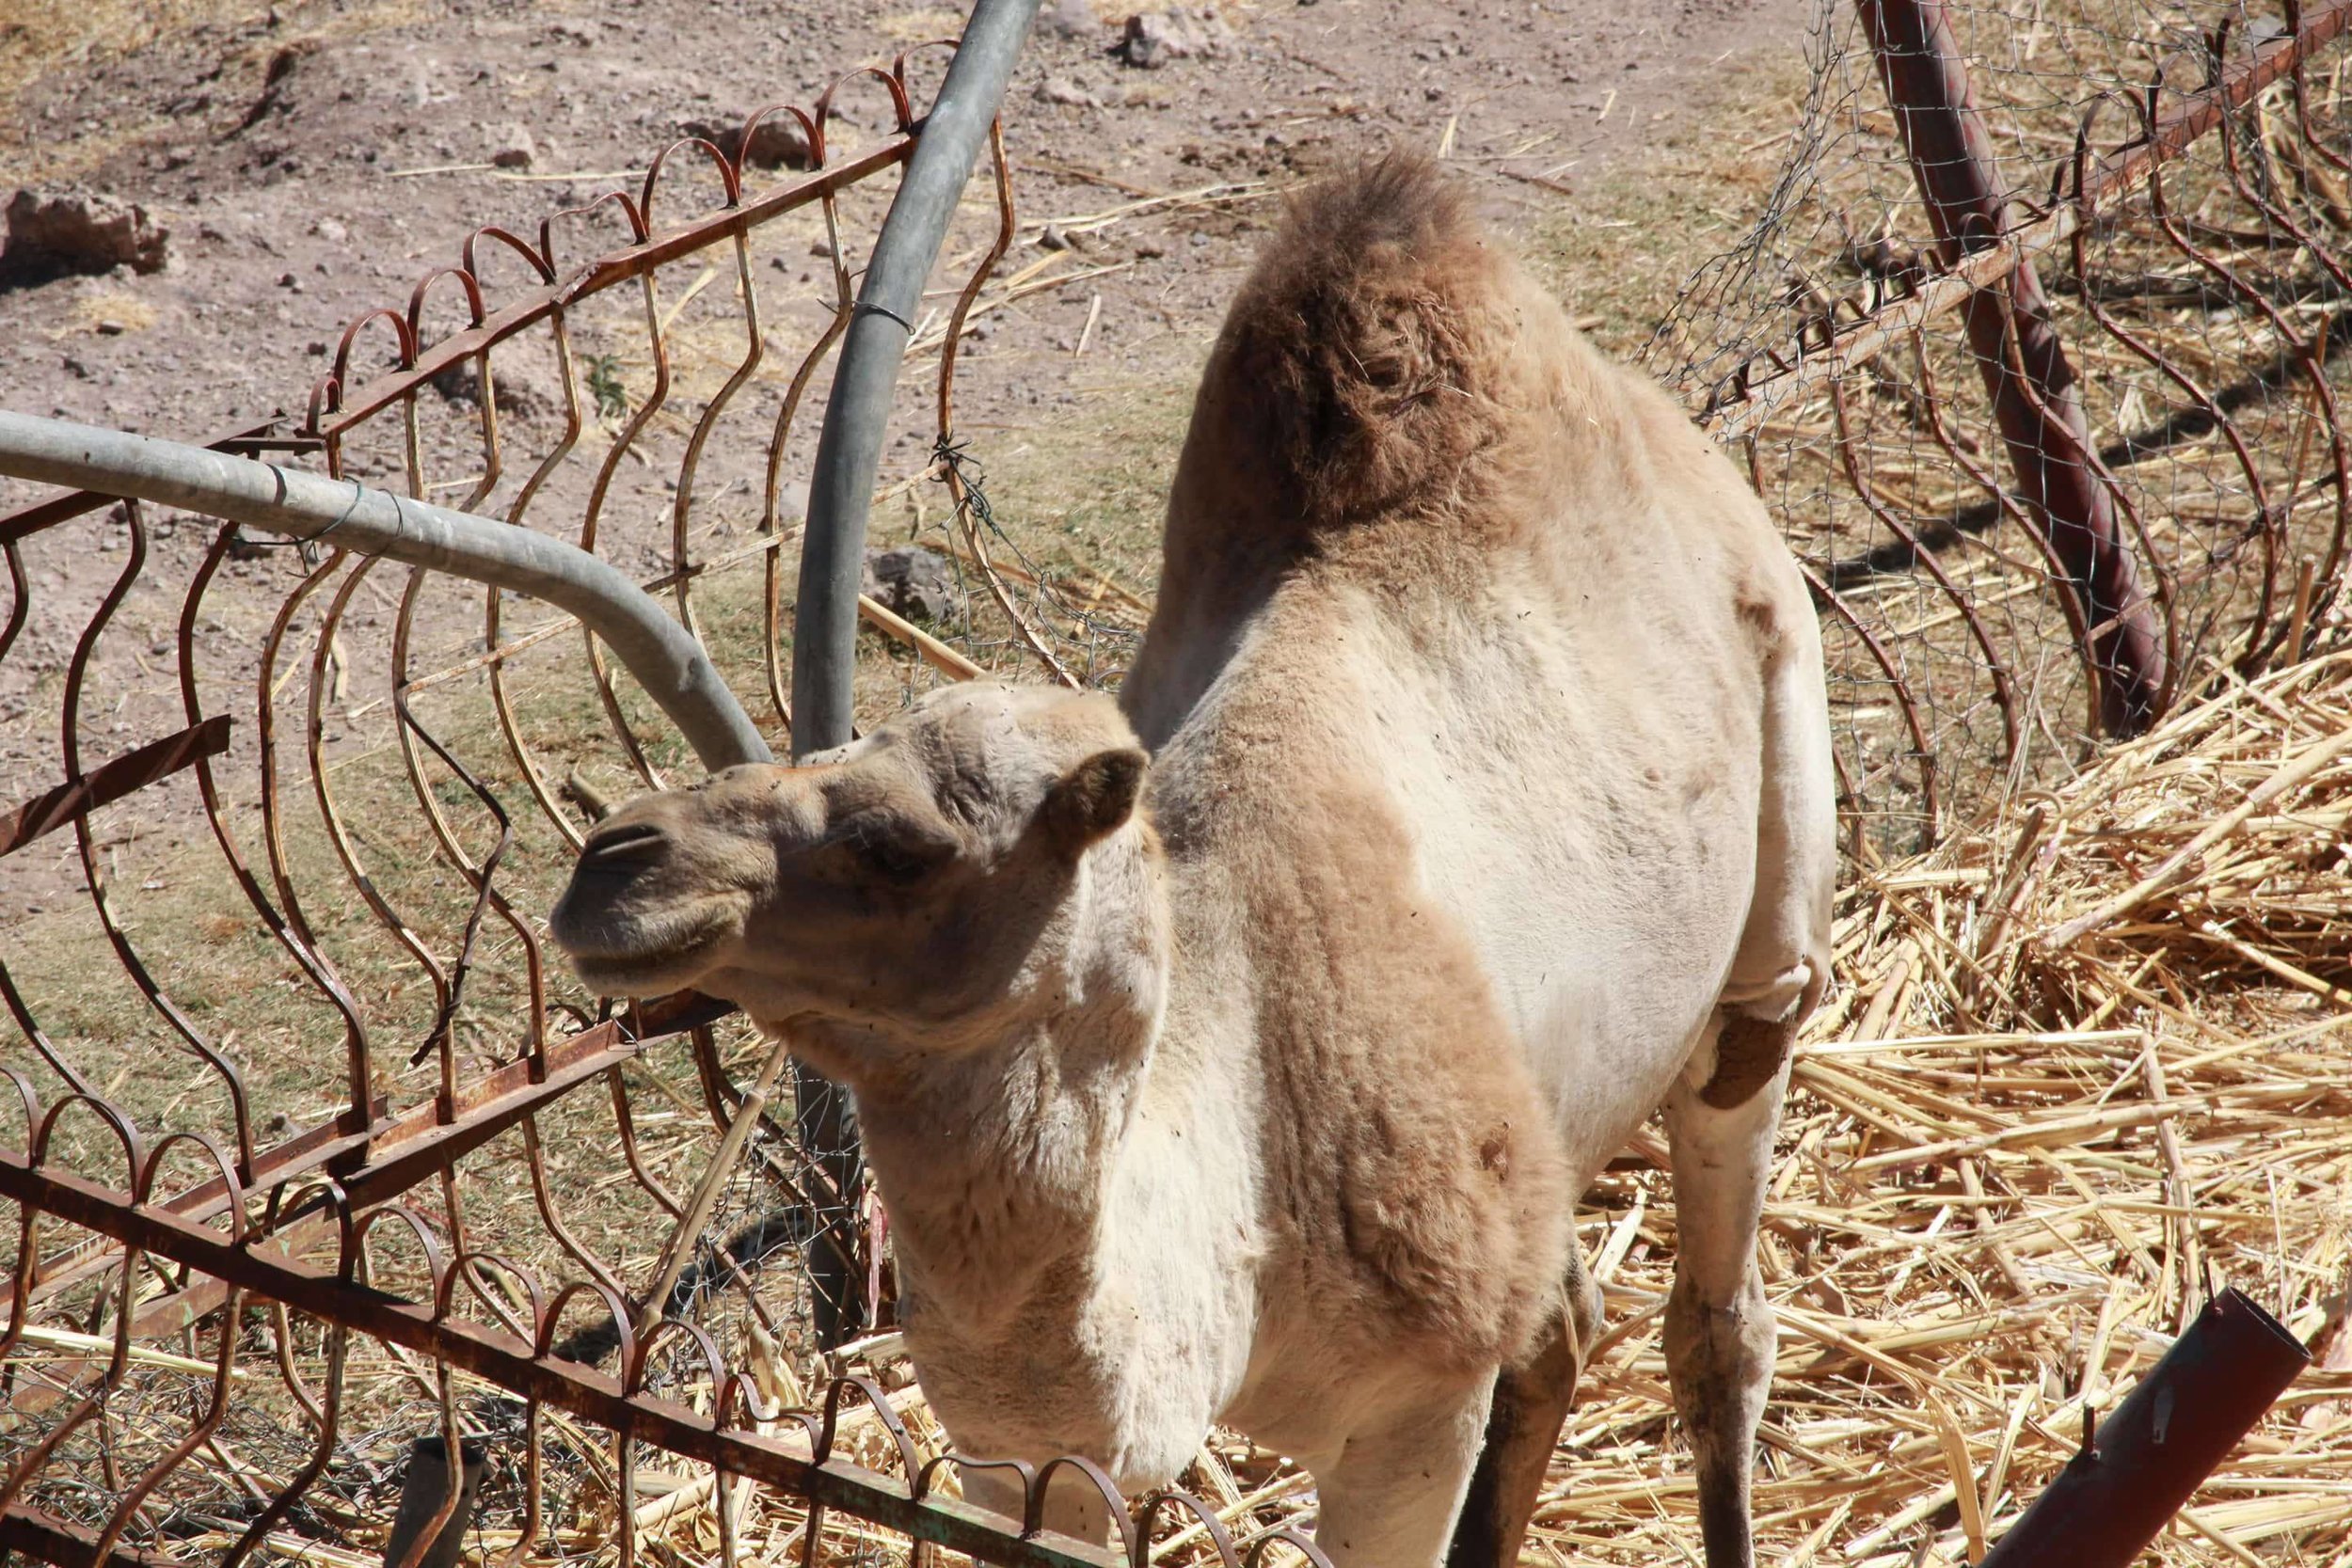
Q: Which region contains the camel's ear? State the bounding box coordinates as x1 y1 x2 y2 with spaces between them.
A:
1040 748 1148 854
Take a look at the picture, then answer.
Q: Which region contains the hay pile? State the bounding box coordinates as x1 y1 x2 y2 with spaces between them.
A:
598 652 2352 1565
1529 647 2352 1567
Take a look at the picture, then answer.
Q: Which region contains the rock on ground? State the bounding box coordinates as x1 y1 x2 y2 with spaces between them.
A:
2 186 170 278
1120 8 1235 69
676 115 815 170
427 356 569 423
862 546 957 624
488 125 535 169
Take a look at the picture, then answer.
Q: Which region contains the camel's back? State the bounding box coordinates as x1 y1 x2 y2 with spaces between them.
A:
1127 157 1813 1184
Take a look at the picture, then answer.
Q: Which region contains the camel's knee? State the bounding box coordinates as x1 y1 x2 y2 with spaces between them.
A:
1664 1270 1772 1406
1686 959 1817 1110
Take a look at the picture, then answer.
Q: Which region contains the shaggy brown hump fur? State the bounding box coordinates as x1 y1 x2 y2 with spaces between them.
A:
1212 152 1510 530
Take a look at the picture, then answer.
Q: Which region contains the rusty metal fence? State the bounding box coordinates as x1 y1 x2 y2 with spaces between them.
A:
10 0 2352 1562
0 22 1326 1568
1661 0 2352 855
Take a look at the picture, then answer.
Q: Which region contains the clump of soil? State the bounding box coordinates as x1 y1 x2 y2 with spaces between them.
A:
3 184 170 280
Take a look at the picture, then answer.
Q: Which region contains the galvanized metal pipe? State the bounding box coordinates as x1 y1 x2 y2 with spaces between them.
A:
791 0 1042 750
788 0 1041 1348
0 410 773 771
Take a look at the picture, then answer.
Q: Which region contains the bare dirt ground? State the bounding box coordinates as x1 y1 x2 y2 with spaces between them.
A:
0 0 1808 499
0 0 1815 921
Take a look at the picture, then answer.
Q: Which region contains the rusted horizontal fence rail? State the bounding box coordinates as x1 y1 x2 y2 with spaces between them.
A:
0 1142 1120 1568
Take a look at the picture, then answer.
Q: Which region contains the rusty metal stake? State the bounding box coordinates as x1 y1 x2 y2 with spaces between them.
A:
1858 0 2169 736
1977 1288 2308 1566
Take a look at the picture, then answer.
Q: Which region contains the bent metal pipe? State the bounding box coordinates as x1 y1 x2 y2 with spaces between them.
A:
0 410 773 773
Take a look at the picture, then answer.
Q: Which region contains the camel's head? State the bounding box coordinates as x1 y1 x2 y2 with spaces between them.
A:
548 683 1152 1064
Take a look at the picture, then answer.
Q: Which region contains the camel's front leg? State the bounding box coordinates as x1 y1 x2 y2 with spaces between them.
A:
1311 1375 1496 1568
1444 1248 1602 1567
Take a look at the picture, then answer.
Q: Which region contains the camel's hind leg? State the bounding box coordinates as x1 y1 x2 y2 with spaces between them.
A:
1664 551 1836 1567
1663 1040 1789 1568
1443 1253 1602 1567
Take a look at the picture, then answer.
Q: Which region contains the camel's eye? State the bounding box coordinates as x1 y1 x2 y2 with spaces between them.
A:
860 837 934 886
834 816 950 888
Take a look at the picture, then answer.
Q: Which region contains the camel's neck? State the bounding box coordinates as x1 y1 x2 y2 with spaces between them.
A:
843 830 1248 1348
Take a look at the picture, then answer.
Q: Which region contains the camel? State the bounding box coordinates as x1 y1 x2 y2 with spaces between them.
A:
549 155 1836 1568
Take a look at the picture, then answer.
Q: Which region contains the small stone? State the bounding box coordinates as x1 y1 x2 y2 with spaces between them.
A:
1038 225 1073 251
1042 0 1098 37
95 318 126 335
1035 75 1101 108
861 546 957 625
61 355 90 377
488 126 535 168
1134 238 1167 260
307 341 328 356
739 118 811 168
427 356 564 421
1120 8 1234 69
677 115 812 171
311 216 348 245
1120 12 1183 68
2 185 170 278
277 270 301 292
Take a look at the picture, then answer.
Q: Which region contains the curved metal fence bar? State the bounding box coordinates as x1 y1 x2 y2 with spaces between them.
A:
0 412 771 772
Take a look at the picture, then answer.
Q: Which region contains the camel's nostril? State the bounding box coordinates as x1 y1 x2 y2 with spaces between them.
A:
580 821 670 867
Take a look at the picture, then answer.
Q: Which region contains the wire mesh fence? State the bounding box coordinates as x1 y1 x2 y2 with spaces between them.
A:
1656 0 2352 856
5 0 2352 1563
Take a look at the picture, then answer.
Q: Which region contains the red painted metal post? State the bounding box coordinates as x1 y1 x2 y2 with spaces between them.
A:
1858 0 2168 736
1977 1289 2308 1566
